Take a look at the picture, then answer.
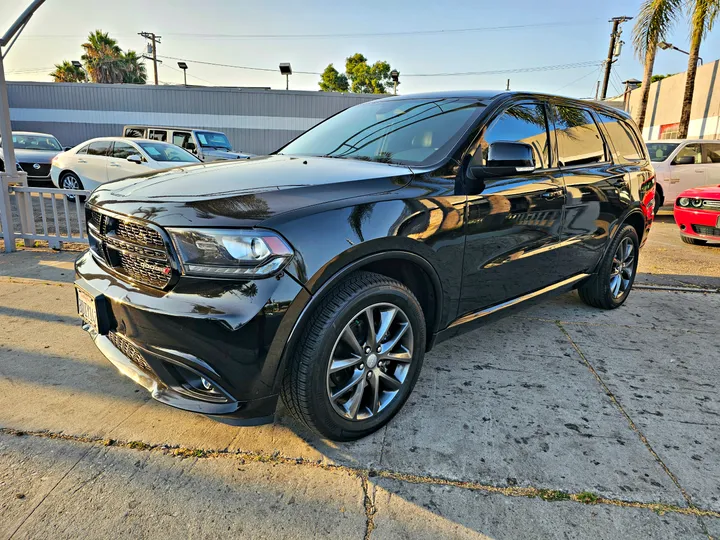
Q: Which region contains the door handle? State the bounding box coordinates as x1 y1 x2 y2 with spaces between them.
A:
77 159 87 164
695 169 704 173
541 189 564 200
109 162 121 167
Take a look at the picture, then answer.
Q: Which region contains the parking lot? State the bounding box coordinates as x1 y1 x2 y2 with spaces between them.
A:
0 214 719 539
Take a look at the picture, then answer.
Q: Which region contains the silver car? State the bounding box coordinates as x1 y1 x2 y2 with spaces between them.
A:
0 131 67 183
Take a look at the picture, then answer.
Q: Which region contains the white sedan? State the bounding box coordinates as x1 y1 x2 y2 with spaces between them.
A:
51 137 201 197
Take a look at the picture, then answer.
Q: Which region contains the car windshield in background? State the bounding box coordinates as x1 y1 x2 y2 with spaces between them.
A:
279 98 486 166
137 142 201 163
9 135 62 151
646 142 679 162
196 131 232 150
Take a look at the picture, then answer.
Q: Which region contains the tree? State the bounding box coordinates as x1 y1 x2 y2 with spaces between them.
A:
319 64 349 92
318 54 397 94
678 0 720 138
81 30 125 83
632 0 682 133
122 50 148 84
651 73 674 82
49 61 87 83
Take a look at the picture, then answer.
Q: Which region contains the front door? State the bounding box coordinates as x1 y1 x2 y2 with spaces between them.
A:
666 143 707 201
458 101 566 316
83 140 112 184
107 141 143 182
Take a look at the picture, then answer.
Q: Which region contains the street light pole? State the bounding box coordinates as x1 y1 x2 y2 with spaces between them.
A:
658 41 703 66
178 62 188 86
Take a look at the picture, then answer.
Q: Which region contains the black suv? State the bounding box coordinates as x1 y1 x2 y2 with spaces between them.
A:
75 91 655 440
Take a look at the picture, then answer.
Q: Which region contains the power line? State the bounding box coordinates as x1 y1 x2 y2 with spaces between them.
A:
156 55 321 75
552 67 602 93
160 62 214 85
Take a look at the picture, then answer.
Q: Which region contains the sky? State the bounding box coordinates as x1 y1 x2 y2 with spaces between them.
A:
2 0 719 98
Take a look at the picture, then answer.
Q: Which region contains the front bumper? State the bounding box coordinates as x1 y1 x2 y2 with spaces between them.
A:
674 206 720 240
75 251 309 424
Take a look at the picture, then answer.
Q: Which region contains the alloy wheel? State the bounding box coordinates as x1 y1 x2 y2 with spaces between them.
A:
610 237 635 298
326 303 414 421
62 175 80 200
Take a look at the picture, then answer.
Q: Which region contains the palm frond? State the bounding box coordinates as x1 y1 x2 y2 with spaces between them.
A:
632 0 684 58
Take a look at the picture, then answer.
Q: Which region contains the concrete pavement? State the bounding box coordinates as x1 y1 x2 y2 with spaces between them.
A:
0 224 719 539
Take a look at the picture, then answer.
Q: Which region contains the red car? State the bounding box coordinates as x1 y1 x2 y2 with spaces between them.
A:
674 185 720 245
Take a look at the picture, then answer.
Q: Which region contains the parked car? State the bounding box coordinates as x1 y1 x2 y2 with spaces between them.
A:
674 185 720 245
75 91 654 441
0 131 68 183
51 137 201 199
646 139 720 213
122 126 252 162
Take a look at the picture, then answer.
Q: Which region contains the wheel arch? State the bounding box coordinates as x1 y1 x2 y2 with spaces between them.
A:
593 209 647 275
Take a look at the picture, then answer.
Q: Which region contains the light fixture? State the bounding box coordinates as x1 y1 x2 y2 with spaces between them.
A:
279 63 292 90
177 61 188 86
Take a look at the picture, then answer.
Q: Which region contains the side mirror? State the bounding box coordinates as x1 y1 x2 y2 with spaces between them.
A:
672 155 695 165
127 154 143 165
63 146 72 152
186 142 196 152
469 141 537 179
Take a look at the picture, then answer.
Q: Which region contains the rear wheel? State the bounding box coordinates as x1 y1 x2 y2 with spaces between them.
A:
281 271 426 441
654 189 663 216
61 172 84 202
681 235 707 245
578 224 639 310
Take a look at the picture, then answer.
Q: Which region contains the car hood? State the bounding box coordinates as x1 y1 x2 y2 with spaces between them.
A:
678 185 720 199
203 148 253 159
7 149 61 163
89 155 414 227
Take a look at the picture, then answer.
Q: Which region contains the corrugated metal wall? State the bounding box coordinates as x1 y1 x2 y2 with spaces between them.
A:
7 82 380 154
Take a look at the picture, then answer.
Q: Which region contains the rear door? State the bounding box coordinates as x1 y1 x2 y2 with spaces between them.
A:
458 100 566 315
82 140 112 184
107 141 144 181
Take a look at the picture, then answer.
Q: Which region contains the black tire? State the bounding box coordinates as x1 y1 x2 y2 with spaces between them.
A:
578 224 639 310
281 271 426 441
654 189 663 216
681 235 707 245
60 172 85 202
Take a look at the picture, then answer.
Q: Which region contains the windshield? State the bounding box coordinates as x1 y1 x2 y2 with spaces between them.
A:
646 142 679 162
137 142 201 163
8 134 62 151
279 98 485 166
196 131 232 150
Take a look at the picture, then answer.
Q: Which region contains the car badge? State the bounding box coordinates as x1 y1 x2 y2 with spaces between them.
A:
33 163 41 170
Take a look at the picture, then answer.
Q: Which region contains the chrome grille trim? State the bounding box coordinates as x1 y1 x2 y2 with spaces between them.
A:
701 200 720 210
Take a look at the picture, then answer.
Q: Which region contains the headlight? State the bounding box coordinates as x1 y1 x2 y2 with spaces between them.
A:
679 197 690 207
167 228 293 278
691 198 703 208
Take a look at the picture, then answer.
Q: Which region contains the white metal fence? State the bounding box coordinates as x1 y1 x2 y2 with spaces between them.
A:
1 183 91 250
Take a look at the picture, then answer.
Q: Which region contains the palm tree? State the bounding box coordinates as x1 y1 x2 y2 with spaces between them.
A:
122 50 148 84
81 30 125 83
632 0 683 134
678 0 720 138
49 61 86 83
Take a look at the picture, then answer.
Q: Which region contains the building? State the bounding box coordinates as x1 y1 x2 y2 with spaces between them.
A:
6 82 380 155
624 59 720 140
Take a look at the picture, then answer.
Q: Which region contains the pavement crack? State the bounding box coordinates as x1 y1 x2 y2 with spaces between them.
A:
556 321 698 510
3 427 720 522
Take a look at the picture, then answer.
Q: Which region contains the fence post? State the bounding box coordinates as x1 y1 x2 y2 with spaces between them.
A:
0 172 14 252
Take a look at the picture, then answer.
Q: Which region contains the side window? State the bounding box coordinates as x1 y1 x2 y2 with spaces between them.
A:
173 131 192 148
473 103 550 169
124 128 144 138
550 106 606 167
597 113 644 162
703 143 720 164
149 129 167 142
76 145 89 155
87 141 111 156
111 141 136 159
673 144 702 165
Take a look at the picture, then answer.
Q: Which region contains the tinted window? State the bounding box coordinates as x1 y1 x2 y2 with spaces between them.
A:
76 145 89 155
124 128 145 138
646 142 679 162
173 132 193 148
280 98 485 167
137 142 200 163
673 144 702 165
149 129 167 142
551 106 605 167
598 113 644 162
703 143 720 164
87 141 111 156
474 103 550 168
111 141 136 159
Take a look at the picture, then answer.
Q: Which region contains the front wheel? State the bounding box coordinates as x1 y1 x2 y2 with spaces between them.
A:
60 172 84 202
281 271 426 441
578 224 639 310
654 190 663 216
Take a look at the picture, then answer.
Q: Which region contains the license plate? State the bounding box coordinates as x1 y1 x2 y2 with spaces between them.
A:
76 287 98 333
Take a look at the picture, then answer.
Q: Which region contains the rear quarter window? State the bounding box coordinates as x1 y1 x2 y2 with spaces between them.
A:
597 113 645 163
550 106 606 167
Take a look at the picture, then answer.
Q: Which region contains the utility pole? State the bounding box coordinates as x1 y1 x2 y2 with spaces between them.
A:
139 31 161 85
600 16 632 100
506 79 510 91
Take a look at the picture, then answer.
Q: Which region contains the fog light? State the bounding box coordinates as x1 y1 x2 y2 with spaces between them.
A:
680 224 686 230
200 377 214 391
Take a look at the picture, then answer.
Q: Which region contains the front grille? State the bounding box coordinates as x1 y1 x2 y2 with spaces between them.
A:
108 332 153 373
19 162 51 177
692 225 720 237
701 200 720 210
87 209 172 288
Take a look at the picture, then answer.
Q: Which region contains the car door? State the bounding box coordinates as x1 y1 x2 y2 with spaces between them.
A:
458 100 566 316
665 143 707 200
550 104 628 275
107 141 145 181
82 140 112 184
702 142 720 184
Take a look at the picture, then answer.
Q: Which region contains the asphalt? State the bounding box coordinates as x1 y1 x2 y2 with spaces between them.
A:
0 216 719 539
